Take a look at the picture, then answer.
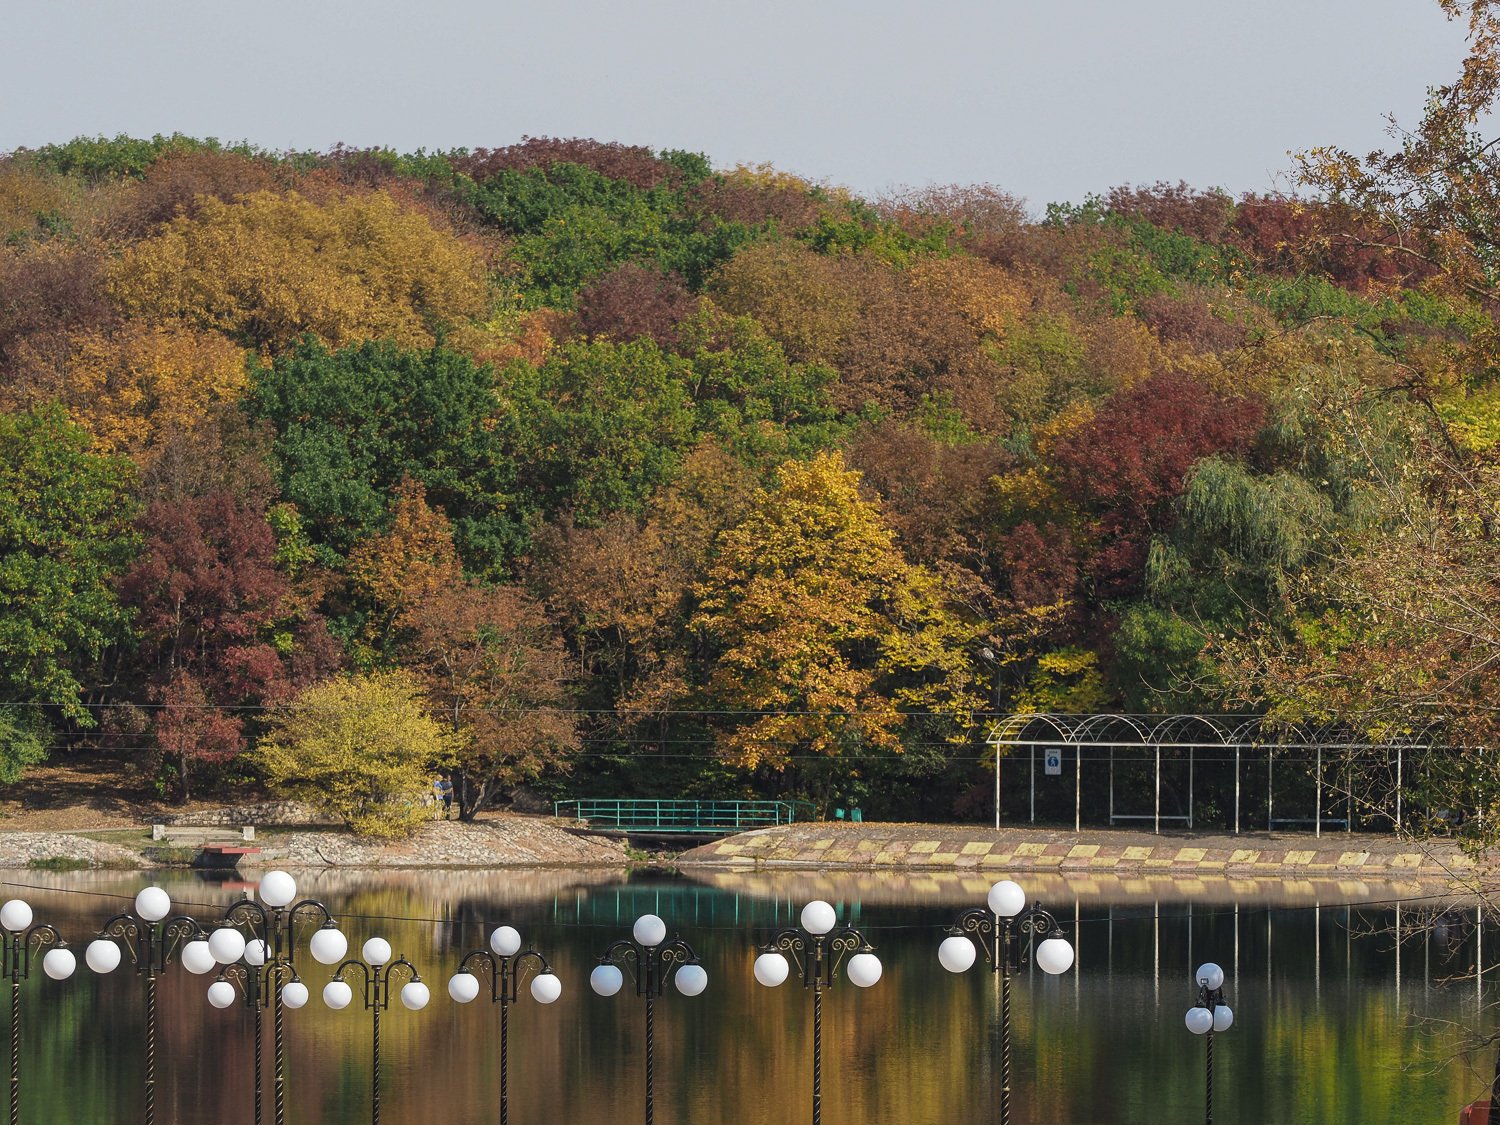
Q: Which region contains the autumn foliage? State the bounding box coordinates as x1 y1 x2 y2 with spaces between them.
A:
2 92 1495 821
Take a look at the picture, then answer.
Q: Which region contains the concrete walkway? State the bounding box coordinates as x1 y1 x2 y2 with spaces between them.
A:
678 822 1481 878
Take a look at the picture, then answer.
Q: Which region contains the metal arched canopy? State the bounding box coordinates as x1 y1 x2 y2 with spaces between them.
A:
986 712 1441 750
980 713 1443 836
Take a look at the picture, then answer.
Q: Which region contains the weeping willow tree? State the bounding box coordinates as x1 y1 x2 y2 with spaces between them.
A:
1186 346 1500 846
1112 350 1420 711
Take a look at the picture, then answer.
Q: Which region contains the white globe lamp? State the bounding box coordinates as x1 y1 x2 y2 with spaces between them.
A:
754 952 791 987
530 973 562 1004
590 964 624 997
938 935 977 974
800 901 837 936
448 972 481 1004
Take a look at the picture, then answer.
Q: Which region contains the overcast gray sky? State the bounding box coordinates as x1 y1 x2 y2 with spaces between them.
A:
0 0 1474 208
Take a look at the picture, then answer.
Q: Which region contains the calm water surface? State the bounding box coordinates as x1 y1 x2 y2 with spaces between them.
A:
3 866 1491 1124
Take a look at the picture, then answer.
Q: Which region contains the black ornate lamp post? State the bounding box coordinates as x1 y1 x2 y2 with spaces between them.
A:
194 870 347 1125
590 913 707 1125
1185 961 1233 1125
86 886 208 1125
324 937 428 1125
0 898 74 1125
938 879 1075 1125
753 899 883 1125
447 924 561 1125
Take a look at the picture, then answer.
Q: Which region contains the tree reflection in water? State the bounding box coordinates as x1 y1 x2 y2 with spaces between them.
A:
7 869 1490 1124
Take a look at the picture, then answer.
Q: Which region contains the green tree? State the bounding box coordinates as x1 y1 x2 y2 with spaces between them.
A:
0 708 48 784
692 452 980 780
249 339 521 573
495 338 698 525
0 405 139 724
253 671 456 838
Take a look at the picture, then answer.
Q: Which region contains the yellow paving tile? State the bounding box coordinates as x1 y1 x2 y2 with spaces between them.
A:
809 838 834 850
909 840 940 854
1067 844 1100 858
1389 854 1423 868
1336 852 1369 866
1015 842 1049 857
1229 850 1261 864
931 853 961 864
1284 850 1316 865
1175 848 1206 863
1123 846 1154 860
961 841 994 855
981 854 1013 866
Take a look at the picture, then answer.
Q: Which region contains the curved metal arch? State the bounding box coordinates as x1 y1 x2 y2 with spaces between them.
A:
988 713 1074 744
1150 713 1234 746
1072 713 1152 744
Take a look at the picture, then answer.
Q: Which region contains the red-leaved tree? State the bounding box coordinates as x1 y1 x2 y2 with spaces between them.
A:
1049 372 1264 596
119 491 338 800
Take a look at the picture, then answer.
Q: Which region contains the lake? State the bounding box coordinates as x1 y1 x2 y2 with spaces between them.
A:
2 866 1490 1124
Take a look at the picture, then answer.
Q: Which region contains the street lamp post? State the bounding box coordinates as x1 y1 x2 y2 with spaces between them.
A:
324 938 428 1125
448 924 562 1125
938 879 1075 1125
979 646 1004 828
0 899 74 1125
87 887 208 1125
590 913 707 1125
195 870 347 1125
753 900 883 1125
1185 961 1233 1125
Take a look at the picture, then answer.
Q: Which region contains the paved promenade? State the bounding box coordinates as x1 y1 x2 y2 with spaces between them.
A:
679 822 1481 878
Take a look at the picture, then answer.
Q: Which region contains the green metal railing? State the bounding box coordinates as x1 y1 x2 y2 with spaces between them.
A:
553 799 804 834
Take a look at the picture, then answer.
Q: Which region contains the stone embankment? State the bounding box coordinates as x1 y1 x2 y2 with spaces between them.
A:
0 832 151 869
678 822 1479 878
0 814 626 870
264 817 626 868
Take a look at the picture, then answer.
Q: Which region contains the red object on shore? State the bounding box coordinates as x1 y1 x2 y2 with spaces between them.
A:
1461 1100 1493 1123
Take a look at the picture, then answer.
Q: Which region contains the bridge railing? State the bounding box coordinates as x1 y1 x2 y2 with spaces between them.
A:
552 798 805 833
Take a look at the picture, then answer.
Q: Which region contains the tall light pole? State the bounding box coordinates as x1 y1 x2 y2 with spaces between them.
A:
87 887 208 1125
448 924 562 1125
0 899 74 1125
196 870 348 1125
938 879 1074 1125
979 646 1004 828
1185 961 1233 1125
590 914 707 1125
753 900 882 1125
324 938 428 1125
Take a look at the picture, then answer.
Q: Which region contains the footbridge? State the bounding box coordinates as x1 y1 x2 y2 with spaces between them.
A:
553 798 810 841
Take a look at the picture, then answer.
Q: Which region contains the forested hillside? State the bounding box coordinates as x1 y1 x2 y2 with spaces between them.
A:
3 78 1498 824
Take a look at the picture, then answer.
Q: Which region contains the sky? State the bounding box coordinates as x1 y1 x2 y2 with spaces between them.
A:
0 0 1475 209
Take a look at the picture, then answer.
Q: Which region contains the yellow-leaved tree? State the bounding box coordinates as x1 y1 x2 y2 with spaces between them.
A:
692 451 980 778
3 321 247 465
253 670 458 838
106 190 491 352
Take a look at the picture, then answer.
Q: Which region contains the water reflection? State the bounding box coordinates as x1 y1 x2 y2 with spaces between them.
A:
0 868 1490 1124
